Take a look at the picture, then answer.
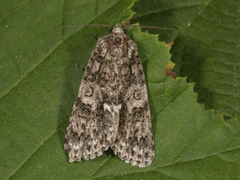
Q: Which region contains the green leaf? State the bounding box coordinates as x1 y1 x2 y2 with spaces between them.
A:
132 0 240 120
0 0 240 180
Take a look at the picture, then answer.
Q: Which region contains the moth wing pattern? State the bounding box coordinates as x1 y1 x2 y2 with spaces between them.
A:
64 40 119 162
64 23 154 167
110 39 154 167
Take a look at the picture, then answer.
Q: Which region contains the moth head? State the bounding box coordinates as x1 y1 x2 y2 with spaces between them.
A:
110 23 127 34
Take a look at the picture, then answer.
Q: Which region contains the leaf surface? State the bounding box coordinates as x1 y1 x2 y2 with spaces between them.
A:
0 0 239 179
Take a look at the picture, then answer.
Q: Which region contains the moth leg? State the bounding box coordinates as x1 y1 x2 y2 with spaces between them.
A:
76 64 85 71
94 33 98 41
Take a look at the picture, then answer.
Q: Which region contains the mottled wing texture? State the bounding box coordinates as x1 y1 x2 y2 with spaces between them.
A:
110 36 154 167
64 37 120 162
64 24 154 167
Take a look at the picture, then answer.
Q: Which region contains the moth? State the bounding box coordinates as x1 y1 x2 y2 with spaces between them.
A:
64 23 154 167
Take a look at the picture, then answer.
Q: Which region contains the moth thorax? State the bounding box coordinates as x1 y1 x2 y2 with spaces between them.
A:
111 23 125 34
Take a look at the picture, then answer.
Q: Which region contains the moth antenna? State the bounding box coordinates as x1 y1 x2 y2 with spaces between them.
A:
62 24 113 28
124 24 175 31
62 24 174 30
